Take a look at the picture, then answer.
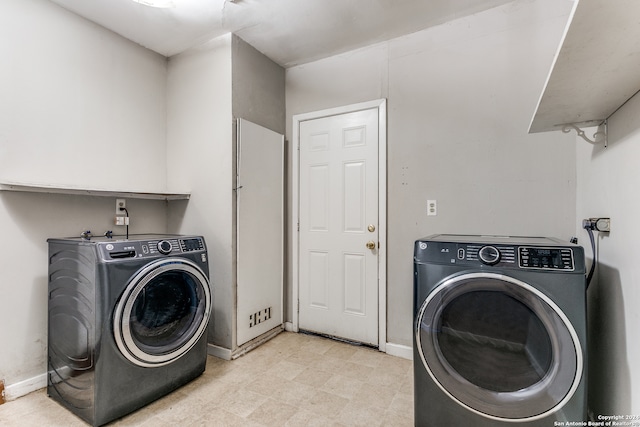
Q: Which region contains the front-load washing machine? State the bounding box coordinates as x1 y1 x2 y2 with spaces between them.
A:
47 234 211 426
413 234 587 426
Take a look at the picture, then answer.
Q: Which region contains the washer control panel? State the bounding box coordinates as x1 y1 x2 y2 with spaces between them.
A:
459 244 517 266
478 245 501 265
101 236 206 260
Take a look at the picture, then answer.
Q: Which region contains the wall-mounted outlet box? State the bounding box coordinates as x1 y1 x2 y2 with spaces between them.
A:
427 200 437 216
116 199 126 215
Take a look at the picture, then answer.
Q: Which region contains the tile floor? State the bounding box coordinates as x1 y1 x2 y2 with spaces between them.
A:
0 332 414 426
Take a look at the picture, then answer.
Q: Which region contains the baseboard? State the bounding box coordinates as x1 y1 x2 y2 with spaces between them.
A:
207 343 232 361
385 342 413 360
231 326 283 360
4 373 47 401
284 321 296 332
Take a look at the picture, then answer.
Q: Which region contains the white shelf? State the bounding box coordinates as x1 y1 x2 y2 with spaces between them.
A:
529 0 640 133
0 181 190 201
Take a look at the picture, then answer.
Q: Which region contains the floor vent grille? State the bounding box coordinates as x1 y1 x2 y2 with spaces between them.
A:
249 307 272 328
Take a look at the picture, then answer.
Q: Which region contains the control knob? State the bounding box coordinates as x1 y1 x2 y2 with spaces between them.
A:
157 240 172 255
479 245 501 265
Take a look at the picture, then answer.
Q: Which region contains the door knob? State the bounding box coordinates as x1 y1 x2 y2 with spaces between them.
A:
366 241 376 250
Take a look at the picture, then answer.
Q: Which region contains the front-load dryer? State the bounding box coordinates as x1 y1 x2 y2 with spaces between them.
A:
47 234 212 426
413 234 587 426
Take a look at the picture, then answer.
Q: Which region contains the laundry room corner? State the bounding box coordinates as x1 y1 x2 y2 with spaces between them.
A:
166 33 286 358
0 0 172 400
0 193 169 400
576 92 640 415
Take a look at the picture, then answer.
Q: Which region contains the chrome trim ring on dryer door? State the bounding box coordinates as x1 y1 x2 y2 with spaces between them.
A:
416 272 583 422
113 258 211 367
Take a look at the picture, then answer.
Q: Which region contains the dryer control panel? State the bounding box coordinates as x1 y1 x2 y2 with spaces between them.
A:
415 235 580 272
519 247 575 270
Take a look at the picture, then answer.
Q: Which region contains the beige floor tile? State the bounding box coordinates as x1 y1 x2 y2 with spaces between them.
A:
270 378 317 408
267 359 308 381
0 332 414 427
350 382 398 410
321 374 366 400
191 409 264 427
301 390 350 419
247 398 299 425
284 408 347 427
285 349 323 367
337 399 387 427
377 354 413 376
293 366 334 388
333 360 374 381
348 347 385 368
387 392 415 418
218 388 269 418
300 335 337 354
324 343 359 360
381 410 414 427
366 369 407 391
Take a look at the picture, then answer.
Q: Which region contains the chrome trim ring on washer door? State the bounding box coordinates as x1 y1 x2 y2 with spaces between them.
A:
113 258 211 367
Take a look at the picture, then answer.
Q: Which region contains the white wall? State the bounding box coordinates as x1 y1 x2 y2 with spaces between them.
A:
0 0 168 192
0 0 169 395
166 35 234 349
577 95 640 415
286 0 578 347
166 34 285 354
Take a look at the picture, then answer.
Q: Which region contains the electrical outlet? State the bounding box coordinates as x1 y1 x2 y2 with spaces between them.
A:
593 217 611 232
427 200 437 216
116 199 126 215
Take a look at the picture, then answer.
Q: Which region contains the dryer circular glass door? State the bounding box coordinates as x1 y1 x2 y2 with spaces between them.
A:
416 272 582 421
114 258 211 367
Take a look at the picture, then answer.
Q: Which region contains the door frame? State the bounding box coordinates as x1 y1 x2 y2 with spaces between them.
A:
291 99 387 351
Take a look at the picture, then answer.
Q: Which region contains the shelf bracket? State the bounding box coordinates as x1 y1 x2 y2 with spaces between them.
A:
562 121 607 147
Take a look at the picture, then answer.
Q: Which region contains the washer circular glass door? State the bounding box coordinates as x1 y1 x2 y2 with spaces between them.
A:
114 258 211 367
416 272 582 421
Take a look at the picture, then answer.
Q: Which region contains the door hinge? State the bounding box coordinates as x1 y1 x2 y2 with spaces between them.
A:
297 222 300 232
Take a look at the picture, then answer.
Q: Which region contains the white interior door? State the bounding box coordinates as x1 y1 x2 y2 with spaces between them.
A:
236 118 284 347
298 107 380 346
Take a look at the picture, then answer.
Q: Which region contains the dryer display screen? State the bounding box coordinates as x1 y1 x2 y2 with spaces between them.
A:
519 247 574 270
180 238 204 252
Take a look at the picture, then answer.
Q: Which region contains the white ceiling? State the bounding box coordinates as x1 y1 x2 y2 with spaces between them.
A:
47 0 513 67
